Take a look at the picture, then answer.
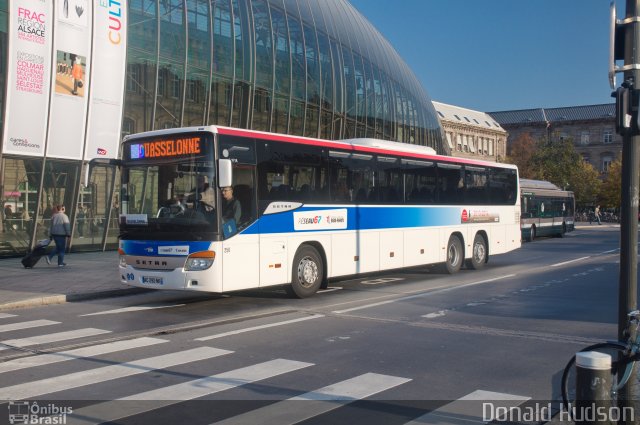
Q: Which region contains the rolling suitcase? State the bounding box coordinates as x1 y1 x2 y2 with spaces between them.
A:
21 239 51 268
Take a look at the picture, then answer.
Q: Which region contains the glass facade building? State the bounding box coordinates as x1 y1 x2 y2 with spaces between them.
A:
0 0 444 257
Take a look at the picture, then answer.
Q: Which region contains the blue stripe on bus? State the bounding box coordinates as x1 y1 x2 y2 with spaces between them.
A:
120 240 212 256
241 206 463 235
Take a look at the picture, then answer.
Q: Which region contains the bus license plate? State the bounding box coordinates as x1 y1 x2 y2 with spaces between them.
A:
142 276 163 285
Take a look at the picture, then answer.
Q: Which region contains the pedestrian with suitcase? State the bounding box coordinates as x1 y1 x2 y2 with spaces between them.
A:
46 205 71 267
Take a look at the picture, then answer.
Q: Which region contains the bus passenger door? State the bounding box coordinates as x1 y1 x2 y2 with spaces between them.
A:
221 165 260 292
222 234 260 291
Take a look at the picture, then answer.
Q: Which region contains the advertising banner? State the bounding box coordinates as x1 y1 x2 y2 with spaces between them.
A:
85 0 128 160
1 0 53 157
46 0 93 159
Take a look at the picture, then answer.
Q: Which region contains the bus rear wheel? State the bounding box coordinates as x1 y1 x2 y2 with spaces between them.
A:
467 234 487 270
444 235 463 274
287 245 323 298
528 225 536 242
558 222 567 238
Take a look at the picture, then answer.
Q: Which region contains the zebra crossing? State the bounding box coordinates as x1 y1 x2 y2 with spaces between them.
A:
0 313 533 424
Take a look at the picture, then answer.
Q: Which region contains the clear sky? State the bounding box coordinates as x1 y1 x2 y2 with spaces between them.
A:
349 0 624 113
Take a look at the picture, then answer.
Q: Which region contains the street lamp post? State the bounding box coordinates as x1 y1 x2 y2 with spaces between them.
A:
612 0 640 415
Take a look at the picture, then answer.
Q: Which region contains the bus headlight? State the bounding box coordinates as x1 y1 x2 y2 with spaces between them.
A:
184 251 216 271
118 248 127 268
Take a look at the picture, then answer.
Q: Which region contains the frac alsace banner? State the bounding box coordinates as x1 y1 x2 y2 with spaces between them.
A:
2 0 127 161
85 0 127 160
46 0 93 159
2 0 53 157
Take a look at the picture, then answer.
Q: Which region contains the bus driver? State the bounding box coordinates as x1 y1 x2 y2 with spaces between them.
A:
221 186 241 224
187 175 215 213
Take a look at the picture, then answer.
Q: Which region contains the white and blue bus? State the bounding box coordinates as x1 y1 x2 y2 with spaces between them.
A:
117 126 521 298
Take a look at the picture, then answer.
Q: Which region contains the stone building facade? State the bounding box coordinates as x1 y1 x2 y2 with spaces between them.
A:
489 104 622 175
432 102 508 162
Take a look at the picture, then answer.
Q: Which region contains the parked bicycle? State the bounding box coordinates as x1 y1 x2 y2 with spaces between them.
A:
561 310 640 409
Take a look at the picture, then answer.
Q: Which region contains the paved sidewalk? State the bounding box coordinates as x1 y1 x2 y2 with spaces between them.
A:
0 250 145 310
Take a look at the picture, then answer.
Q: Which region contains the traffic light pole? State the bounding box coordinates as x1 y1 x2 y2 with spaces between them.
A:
618 0 640 413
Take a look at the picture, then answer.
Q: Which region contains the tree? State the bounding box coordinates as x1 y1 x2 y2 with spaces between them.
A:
530 137 580 188
570 160 601 208
506 133 537 178
528 136 601 207
599 157 622 210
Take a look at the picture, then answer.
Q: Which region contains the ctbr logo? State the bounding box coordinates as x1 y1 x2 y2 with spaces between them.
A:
97 148 107 155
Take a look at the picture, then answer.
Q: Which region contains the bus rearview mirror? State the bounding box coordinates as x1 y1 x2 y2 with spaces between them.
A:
218 159 233 188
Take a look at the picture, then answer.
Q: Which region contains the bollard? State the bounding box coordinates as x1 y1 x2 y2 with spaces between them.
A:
574 351 613 425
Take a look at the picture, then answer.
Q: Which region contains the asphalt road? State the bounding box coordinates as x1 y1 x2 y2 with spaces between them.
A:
0 225 634 425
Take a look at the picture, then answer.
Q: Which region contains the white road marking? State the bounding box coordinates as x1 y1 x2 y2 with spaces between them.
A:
423 310 448 319
79 304 186 316
67 359 313 424
333 275 516 314
403 390 530 425
0 319 59 333
0 328 111 351
318 287 343 293
195 314 325 341
0 346 232 400
550 256 590 267
361 277 405 285
0 337 167 374
0 313 17 319
213 373 411 425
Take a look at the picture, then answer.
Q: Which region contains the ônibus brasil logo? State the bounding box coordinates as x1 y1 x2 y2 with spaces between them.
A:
8 401 72 424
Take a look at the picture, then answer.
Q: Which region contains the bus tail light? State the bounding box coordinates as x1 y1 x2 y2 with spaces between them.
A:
185 251 216 271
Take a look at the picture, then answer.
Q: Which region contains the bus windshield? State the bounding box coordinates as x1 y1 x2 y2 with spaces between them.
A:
120 160 218 235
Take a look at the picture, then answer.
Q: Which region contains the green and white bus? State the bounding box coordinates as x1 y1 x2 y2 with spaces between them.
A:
520 179 575 242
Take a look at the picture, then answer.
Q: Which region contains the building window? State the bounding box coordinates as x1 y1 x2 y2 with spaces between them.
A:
445 132 454 150
582 154 590 163
602 156 613 173
456 134 462 151
580 131 590 145
157 71 165 97
489 140 494 156
171 74 180 99
126 64 141 93
603 129 613 144
186 80 197 102
454 114 461 121
121 117 135 137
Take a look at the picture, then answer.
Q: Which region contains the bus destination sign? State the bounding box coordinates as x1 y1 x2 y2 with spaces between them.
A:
129 137 203 160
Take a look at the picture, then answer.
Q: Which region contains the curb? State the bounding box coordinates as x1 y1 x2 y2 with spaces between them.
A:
0 287 151 311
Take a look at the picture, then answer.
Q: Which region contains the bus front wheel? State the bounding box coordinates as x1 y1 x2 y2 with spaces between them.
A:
287 245 324 298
